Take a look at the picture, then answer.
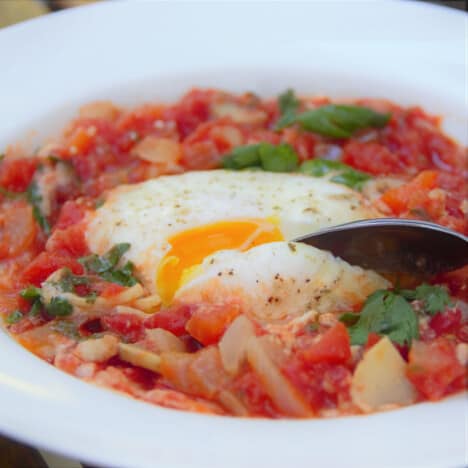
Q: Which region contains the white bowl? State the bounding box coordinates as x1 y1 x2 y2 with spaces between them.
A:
0 2 466 467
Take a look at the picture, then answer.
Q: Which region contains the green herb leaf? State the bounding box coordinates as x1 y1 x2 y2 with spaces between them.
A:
29 300 42 317
79 244 138 287
222 144 261 170
54 269 90 293
27 181 51 235
280 104 390 138
100 261 138 287
339 312 360 326
5 310 23 325
85 291 98 304
345 290 419 346
399 283 452 316
223 143 299 172
45 297 73 317
20 285 42 301
258 143 299 172
275 89 300 130
299 158 371 190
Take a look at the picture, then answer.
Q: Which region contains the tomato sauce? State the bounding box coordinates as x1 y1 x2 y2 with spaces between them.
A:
0 88 466 418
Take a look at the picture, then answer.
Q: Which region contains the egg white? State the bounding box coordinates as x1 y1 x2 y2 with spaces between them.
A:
175 242 389 323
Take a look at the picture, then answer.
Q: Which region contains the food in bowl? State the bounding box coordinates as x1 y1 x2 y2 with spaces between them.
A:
0 88 466 418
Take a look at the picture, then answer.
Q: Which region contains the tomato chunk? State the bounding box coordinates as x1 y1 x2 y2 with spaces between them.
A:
299 323 351 365
21 252 84 286
429 309 462 337
101 313 143 342
0 158 37 192
406 339 465 400
46 224 88 257
144 304 194 337
185 303 241 345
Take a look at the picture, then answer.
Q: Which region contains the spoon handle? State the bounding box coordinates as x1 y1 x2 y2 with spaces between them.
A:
294 218 468 277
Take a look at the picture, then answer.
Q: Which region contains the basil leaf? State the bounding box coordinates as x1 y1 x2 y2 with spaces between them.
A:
45 297 73 317
399 283 452 316
223 143 299 172
275 89 300 130
258 143 298 172
27 181 51 235
345 290 419 346
56 270 90 293
5 310 23 325
79 254 112 274
29 300 42 317
299 158 371 190
222 144 261 170
20 286 42 301
330 171 371 190
282 104 390 138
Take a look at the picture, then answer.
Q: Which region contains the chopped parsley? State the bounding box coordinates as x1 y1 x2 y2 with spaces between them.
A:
45 297 73 317
79 243 138 287
5 310 23 325
27 180 51 235
399 283 452 316
340 289 419 346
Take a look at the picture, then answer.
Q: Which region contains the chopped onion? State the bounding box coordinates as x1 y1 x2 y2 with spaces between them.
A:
144 328 186 353
246 336 312 417
351 336 415 412
118 343 161 374
132 136 182 173
79 101 120 121
219 315 255 375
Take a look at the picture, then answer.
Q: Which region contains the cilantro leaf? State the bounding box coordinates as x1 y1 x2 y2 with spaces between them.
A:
100 261 138 287
399 283 452 316
223 143 299 172
27 181 51 235
45 297 73 317
5 310 23 325
343 290 419 346
275 89 300 130
299 158 371 191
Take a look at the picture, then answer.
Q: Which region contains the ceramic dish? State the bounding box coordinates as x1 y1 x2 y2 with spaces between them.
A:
0 1 466 467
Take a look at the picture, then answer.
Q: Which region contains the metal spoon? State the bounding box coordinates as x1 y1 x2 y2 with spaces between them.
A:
294 218 468 278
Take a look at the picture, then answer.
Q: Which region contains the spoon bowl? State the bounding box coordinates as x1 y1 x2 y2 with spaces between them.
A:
294 218 468 278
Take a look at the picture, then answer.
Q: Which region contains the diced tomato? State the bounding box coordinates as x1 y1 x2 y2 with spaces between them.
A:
282 358 352 412
0 200 37 259
342 141 403 175
379 170 438 215
429 308 462 337
46 224 88 257
144 304 195 337
185 303 241 345
361 332 382 353
166 89 215 138
298 323 351 365
406 339 465 400
54 201 87 230
101 313 144 343
181 141 222 170
433 266 468 301
0 158 37 192
231 370 279 418
21 252 84 286
88 282 123 299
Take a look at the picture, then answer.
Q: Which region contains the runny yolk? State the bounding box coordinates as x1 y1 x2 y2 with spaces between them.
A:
156 218 284 304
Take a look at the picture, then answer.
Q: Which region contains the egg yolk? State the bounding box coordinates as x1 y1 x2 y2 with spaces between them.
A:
156 218 283 304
